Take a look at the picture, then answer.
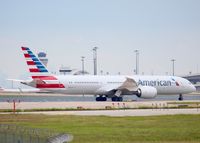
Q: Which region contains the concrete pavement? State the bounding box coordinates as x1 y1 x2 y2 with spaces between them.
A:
13 108 200 117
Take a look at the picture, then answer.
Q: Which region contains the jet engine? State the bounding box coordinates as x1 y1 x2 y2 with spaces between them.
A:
136 86 157 99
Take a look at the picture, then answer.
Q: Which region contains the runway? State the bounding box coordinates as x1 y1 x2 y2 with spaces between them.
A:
0 100 200 116
0 93 200 117
0 93 200 102
20 108 200 117
1 100 200 110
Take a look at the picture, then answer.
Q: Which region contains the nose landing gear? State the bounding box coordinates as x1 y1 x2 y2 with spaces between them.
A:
178 94 183 101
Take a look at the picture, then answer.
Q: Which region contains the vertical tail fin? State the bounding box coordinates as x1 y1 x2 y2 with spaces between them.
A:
21 47 53 79
21 47 65 89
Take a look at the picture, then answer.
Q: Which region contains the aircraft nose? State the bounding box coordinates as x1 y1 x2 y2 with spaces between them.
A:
191 84 196 92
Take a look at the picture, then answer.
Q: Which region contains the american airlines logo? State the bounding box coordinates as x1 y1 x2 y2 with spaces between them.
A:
138 78 180 87
138 80 172 87
171 78 180 86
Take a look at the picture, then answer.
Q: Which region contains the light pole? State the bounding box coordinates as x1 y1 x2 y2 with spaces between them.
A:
100 70 103 75
81 56 85 75
134 50 139 75
171 59 175 76
93 47 98 75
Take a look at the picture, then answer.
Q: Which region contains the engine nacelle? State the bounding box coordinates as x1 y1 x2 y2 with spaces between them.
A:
137 86 157 99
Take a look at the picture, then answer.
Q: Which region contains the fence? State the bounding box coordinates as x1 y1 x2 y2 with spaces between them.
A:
0 124 73 143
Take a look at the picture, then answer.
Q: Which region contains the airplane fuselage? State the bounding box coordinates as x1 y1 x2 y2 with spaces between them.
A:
45 75 195 95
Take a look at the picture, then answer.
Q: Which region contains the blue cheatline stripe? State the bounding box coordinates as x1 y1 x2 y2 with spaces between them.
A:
30 54 36 58
32 58 39 62
25 47 30 50
27 50 33 54
39 69 48 72
34 61 42 65
36 65 45 69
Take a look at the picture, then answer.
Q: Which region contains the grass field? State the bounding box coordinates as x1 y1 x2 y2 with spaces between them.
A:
0 114 200 143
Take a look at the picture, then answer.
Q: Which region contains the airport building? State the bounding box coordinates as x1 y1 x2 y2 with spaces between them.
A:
59 66 73 75
183 74 200 91
59 66 90 75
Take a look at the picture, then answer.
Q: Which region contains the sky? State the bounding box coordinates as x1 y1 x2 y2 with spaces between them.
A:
0 0 200 87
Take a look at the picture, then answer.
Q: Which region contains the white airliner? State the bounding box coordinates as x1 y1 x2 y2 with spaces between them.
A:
20 47 196 101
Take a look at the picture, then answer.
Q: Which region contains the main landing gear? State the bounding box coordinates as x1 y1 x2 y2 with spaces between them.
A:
178 94 183 101
96 96 107 101
111 96 123 102
95 95 123 102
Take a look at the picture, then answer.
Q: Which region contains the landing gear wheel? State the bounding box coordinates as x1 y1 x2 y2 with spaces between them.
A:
112 96 123 102
96 97 101 101
102 97 107 101
112 96 118 101
118 97 123 101
96 96 107 101
178 94 183 101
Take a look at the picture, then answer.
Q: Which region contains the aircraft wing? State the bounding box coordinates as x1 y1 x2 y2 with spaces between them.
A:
117 77 138 91
96 77 138 96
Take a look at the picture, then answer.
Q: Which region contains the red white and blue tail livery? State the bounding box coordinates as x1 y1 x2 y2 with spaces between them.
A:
21 47 65 89
21 47 196 101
